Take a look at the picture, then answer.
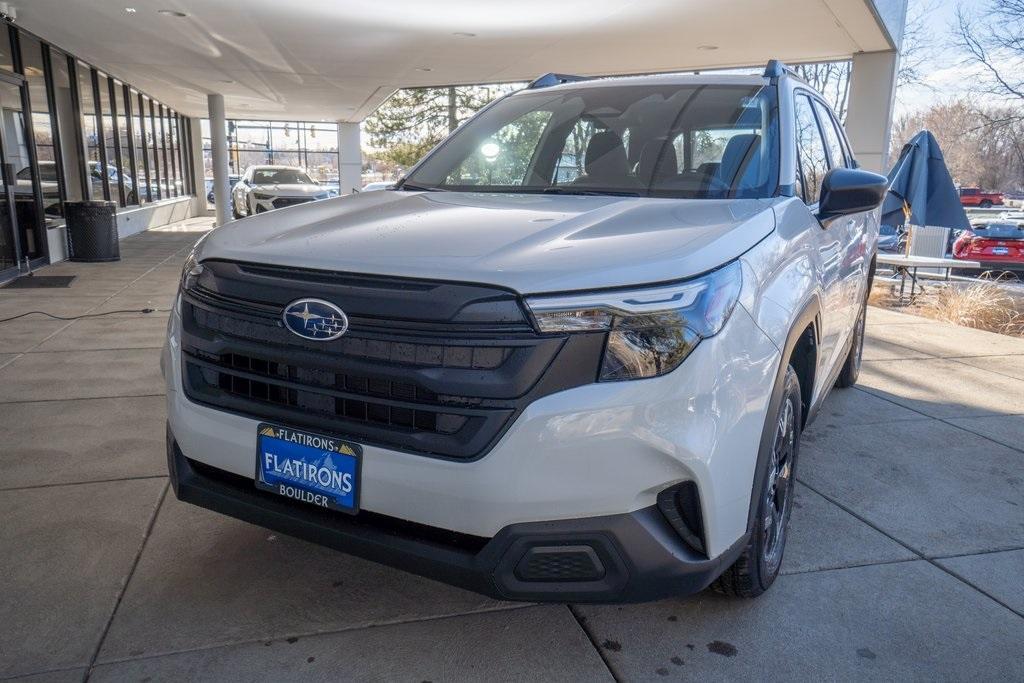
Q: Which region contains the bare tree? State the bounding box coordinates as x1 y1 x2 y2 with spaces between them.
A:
892 99 1024 190
956 0 1024 104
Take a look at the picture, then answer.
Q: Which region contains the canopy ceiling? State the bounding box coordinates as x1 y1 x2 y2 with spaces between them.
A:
17 0 905 121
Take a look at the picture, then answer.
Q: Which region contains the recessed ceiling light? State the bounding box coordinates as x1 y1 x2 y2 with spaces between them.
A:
452 32 476 37
124 7 137 13
157 9 188 17
416 67 433 72
697 44 719 51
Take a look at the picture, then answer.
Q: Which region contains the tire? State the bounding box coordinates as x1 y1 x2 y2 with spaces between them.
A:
712 365 801 598
835 302 866 388
979 200 993 209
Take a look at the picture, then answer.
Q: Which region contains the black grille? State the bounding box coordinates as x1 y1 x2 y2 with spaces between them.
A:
181 260 604 460
272 196 315 209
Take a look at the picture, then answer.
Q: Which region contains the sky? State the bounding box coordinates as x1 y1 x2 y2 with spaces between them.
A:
896 0 1022 116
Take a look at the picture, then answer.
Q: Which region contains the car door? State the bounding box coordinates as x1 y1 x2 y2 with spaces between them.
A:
793 93 846 381
812 98 870 338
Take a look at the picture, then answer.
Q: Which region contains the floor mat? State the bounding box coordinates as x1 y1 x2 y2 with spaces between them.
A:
2 275 77 289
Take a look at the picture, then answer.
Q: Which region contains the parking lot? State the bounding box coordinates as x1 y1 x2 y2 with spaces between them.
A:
2 220 1022 681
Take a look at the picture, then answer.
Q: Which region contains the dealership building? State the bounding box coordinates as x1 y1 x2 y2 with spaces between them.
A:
3 0 906 283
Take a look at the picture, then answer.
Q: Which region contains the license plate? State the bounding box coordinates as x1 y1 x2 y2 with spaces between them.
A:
992 247 1009 255
255 423 361 513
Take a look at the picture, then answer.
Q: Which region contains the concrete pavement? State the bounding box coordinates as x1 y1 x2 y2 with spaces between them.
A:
1 219 1022 681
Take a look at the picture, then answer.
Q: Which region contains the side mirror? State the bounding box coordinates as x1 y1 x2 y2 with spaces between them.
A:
817 167 888 223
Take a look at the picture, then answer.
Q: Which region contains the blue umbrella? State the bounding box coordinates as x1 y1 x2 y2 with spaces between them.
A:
881 130 971 232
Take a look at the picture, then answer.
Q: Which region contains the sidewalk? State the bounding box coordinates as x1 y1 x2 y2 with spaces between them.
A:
2 220 1022 681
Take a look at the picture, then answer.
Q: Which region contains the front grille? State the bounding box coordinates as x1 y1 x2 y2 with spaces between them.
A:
272 196 315 209
181 260 604 460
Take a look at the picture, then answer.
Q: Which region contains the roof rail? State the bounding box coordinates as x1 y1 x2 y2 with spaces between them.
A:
763 59 789 80
527 73 589 89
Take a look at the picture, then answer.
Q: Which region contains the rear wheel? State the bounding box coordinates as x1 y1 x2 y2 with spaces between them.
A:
712 365 801 598
979 199 993 208
835 303 866 388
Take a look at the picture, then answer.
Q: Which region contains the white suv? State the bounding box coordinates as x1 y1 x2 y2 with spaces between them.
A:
164 61 887 602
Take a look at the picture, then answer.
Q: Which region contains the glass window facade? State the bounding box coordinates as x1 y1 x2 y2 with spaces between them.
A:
22 34 66 229
0 23 198 279
201 118 340 199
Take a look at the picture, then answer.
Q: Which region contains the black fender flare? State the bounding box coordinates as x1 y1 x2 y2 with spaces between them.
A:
743 296 820 535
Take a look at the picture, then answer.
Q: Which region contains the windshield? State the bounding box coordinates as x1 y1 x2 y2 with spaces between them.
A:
975 222 1024 240
405 83 779 198
252 168 315 185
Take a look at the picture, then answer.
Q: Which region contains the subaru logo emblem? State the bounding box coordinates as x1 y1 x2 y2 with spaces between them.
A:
282 298 349 341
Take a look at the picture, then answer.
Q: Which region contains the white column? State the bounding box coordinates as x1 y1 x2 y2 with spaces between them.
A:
208 93 231 225
845 50 900 174
337 121 362 195
187 116 207 217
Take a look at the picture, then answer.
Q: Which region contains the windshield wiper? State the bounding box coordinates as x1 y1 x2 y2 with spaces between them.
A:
540 187 641 197
395 182 445 192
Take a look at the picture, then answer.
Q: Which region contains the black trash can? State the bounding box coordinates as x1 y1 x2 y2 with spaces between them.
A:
66 200 120 262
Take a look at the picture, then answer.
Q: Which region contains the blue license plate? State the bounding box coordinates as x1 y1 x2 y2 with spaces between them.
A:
992 247 1009 255
255 424 361 513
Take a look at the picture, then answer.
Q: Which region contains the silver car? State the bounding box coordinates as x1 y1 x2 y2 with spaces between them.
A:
231 165 332 218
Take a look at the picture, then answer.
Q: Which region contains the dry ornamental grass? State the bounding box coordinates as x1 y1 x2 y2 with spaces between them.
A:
871 274 1024 337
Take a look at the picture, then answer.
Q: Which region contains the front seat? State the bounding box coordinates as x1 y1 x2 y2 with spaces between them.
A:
572 130 638 187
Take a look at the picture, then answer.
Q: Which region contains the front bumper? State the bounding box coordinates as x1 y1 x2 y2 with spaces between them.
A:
168 430 746 602
252 195 319 213
165 300 780 558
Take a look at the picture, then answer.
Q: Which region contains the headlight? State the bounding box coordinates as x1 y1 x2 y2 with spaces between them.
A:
253 192 274 200
524 261 742 381
180 250 204 291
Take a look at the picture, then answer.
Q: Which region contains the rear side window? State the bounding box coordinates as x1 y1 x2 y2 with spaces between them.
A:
793 94 829 204
812 100 848 169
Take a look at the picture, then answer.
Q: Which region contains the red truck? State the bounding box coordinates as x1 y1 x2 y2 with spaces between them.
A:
959 187 1004 208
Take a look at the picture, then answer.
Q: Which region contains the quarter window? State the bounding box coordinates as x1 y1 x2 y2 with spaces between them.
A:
793 94 829 204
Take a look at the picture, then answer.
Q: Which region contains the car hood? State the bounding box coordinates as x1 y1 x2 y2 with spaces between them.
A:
197 190 778 294
250 183 324 196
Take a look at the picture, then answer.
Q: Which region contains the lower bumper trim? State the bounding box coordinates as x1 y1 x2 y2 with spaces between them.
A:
167 427 743 602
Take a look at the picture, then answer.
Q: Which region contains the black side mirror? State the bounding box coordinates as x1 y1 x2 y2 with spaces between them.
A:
817 167 888 223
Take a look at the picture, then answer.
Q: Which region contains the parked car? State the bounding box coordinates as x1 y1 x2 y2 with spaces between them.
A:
206 175 241 204
165 61 887 602
361 181 395 191
952 220 1024 275
231 165 332 218
959 187 1004 209
878 223 905 253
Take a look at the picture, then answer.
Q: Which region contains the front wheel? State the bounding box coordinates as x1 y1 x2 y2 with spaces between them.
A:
712 365 801 598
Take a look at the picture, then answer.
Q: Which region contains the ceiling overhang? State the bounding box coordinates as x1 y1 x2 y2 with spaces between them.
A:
16 0 905 121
